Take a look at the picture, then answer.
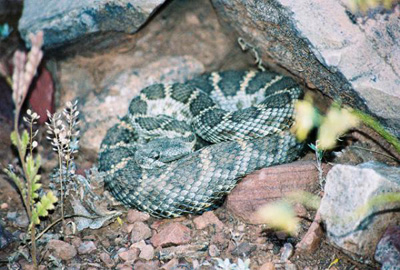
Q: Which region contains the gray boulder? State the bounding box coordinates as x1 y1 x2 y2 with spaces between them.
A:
211 0 400 138
319 162 400 261
18 0 166 49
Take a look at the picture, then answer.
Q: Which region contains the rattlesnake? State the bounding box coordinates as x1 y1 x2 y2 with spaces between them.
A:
99 70 304 218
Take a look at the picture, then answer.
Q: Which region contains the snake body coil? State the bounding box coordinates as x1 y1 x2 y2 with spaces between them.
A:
99 70 303 218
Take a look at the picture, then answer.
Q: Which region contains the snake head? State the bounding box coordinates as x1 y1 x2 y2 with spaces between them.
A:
135 137 195 170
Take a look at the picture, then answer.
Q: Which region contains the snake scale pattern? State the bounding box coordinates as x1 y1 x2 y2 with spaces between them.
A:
99 70 304 218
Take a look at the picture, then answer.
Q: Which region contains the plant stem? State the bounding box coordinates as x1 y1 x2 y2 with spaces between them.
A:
58 149 65 224
30 223 37 269
13 105 37 269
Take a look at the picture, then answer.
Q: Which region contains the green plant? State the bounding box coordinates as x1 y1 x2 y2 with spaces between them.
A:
3 32 57 270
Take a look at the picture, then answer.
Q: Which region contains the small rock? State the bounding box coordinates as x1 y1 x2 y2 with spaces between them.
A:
100 252 114 268
78 241 96 254
260 262 276 270
118 247 139 262
15 211 29 227
161 258 179 270
1 203 8 209
226 161 322 224
70 237 82 248
47 239 77 260
134 260 160 270
131 240 155 260
131 222 152 243
231 242 256 257
193 211 224 230
122 223 134 234
285 262 297 270
0 223 14 249
375 225 400 270
320 162 400 258
131 240 147 250
208 244 220 257
7 211 16 220
151 222 191 247
139 244 155 260
116 263 133 270
296 213 323 253
280 243 294 261
127 210 150 224
158 243 208 261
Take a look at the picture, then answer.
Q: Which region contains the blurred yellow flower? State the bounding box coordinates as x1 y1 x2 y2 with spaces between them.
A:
256 201 299 235
318 106 359 149
291 98 319 141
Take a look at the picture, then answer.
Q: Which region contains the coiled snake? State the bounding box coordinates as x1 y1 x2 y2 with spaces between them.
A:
99 70 303 218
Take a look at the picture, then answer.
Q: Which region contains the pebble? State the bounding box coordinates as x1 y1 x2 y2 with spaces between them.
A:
118 247 139 262
78 241 96 254
150 222 191 247
47 239 77 261
208 244 220 257
139 244 155 260
260 262 276 270
99 252 114 268
285 262 297 270
161 258 179 270
280 243 294 261
131 221 152 243
231 242 257 257
193 211 224 230
126 209 150 223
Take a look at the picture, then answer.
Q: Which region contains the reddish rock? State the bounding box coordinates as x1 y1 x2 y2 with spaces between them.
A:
226 161 324 224
260 262 276 270
193 211 224 231
161 258 179 270
47 239 77 261
151 222 191 247
131 222 152 243
126 210 150 224
100 252 114 268
78 240 96 254
122 223 135 233
208 244 220 257
139 244 155 260
118 247 140 262
134 260 160 270
296 213 323 253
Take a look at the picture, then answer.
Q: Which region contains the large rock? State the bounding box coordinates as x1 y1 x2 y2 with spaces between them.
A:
319 162 400 262
211 0 400 138
226 161 322 224
18 0 166 50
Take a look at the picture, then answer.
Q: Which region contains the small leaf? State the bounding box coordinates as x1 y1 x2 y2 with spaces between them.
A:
3 168 24 194
21 129 29 157
10 131 18 147
116 217 123 225
33 191 58 225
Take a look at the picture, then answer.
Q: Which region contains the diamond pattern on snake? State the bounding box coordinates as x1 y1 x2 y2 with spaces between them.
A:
99 70 304 218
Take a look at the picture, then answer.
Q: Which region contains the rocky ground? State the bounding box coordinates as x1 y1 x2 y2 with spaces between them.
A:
1 0 400 269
